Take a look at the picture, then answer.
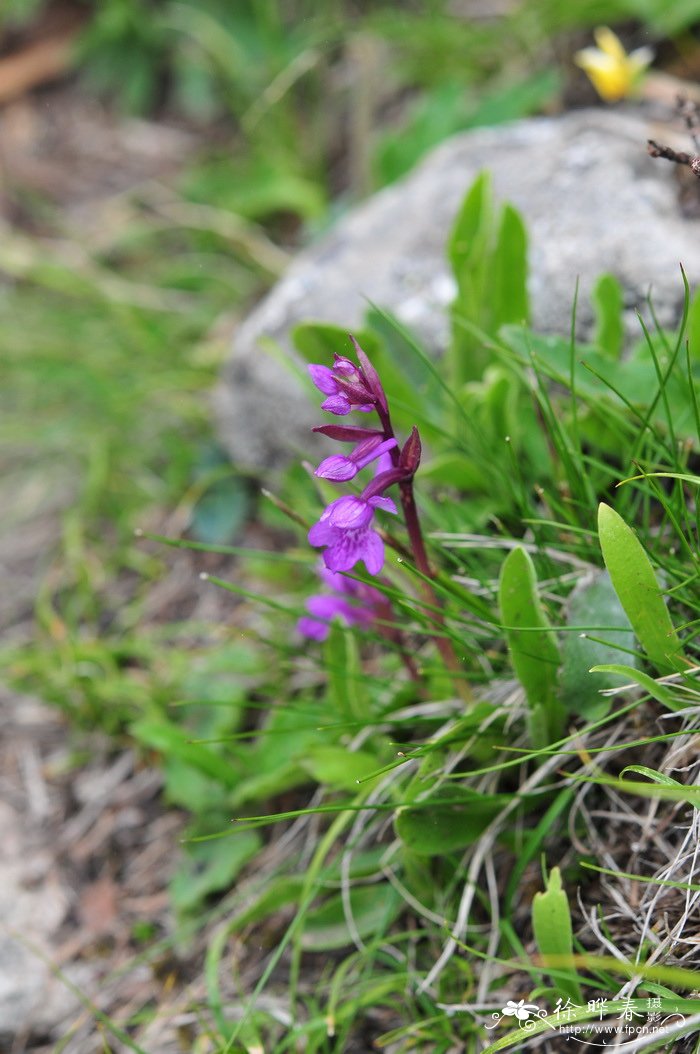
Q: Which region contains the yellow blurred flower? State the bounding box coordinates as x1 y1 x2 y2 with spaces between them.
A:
574 26 653 102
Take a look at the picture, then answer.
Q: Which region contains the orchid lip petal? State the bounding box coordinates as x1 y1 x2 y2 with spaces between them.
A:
308 519 336 546
361 531 385 574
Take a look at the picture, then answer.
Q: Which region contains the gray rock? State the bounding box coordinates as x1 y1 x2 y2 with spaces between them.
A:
215 108 700 471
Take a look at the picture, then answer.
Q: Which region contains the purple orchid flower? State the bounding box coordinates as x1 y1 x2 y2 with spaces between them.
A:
297 566 384 641
308 492 397 574
307 347 388 417
315 435 397 482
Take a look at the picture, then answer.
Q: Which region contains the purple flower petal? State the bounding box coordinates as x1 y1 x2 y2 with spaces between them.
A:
308 364 338 395
323 529 370 572
332 355 358 377
306 595 352 620
313 425 383 442
297 614 330 641
327 495 375 529
355 437 396 470
308 516 336 546
324 526 385 574
321 393 352 415
314 454 358 481
368 494 397 515
360 531 385 574
374 450 395 476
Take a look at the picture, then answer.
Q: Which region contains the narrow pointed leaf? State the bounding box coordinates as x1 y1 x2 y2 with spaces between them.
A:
589 663 683 711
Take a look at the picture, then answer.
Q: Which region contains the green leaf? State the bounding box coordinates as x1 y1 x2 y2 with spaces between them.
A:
292 322 381 366
448 170 493 277
492 203 529 331
228 702 325 808
373 81 470 186
687 287 700 361
589 663 684 711
532 867 582 1003
190 476 250 544
592 273 624 359
498 546 561 743
418 452 487 490
559 570 637 719
620 765 683 787
302 883 401 950
301 746 381 790
228 876 306 932
325 622 367 722
597 503 683 673
171 829 261 914
132 718 239 788
395 788 509 856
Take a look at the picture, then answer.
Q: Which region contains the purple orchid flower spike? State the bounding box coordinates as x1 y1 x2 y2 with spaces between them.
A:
301 336 461 685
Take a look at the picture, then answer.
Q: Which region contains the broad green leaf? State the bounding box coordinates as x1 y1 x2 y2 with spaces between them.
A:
292 322 381 366
362 306 446 434
395 788 509 856
190 476 250 544
228 702 326 808
132 718 239 788
373 82 470 186
170 829 261 914
498 546 561 743
597 503 683 673
162 758 228 813
592 273 624 359
590 663 684 711
226 876 306 932
559 570 637 719
302 884 401 950
492 204 529 331
301 746 380 790
418 452 487 490
532 867 582 1003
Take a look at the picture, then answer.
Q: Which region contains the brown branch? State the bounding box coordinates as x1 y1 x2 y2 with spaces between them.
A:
647 139 700 179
